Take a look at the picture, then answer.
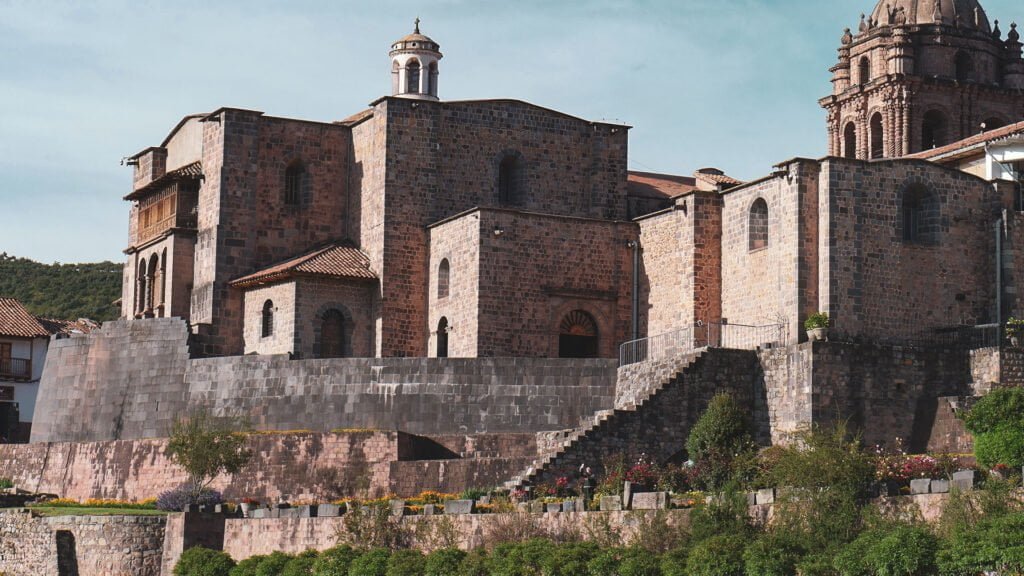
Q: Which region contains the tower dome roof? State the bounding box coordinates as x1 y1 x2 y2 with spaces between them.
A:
390 19 441 54
869 0 991 33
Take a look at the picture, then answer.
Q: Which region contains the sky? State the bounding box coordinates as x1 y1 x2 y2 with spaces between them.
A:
0 0 1019 263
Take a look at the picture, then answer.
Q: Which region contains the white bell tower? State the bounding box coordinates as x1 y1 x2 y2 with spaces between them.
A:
390 19 443 101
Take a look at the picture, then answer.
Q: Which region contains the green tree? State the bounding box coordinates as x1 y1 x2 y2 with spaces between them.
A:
963 387 1024 468
685 393 756 490
0 252 122 321
166 411 253 501
312 546 361 576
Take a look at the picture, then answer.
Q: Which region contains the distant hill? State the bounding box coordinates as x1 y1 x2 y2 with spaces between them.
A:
0 253 122 322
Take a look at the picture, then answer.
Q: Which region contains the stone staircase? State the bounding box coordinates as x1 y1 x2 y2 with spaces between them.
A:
504 351 709 491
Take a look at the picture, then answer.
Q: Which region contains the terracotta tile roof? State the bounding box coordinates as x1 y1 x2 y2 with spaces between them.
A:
337 109 374 127
0 298 49 339
627 171 698 200
908 121 1024 161
230 243 377 288
36 317 99 337
694 169 743 187
124 161 203 201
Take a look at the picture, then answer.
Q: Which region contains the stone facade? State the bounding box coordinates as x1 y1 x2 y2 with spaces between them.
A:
0 510 166 576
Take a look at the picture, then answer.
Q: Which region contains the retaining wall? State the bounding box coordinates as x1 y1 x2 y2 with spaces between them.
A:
0 509 166 576
32 319 618 443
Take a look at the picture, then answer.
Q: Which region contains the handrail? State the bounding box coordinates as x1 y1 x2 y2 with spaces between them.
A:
0 357 32 380
619 322 786 367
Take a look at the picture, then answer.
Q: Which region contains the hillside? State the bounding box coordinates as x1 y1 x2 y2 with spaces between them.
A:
0 253 122 322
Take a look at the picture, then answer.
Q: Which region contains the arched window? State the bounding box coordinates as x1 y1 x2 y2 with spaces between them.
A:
870 113 885 159
147 256 159 318
902 184 940 245
749 198 769 251
261 300 274 338
391 60 401 95
922 111 947 150
320 309 349 358
498 153 524 205
437 317 449 358
284 161 305 206
136 258 147 316
558 310 599 358
955 51 972 82
407 59 421 94
429 62 439 97
844 122 858 159
437 259 450 299
859 56 871 85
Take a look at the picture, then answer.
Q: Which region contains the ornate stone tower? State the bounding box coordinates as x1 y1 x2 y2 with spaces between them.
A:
390 19 443 101
820 0 1024 159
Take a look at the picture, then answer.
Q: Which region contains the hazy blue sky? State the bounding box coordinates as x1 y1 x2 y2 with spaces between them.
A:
1 0 1019 263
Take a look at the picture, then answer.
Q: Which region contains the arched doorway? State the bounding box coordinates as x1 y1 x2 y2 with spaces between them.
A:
844 122 858 159
558 310 599 358
320 309 349 358
870 113 884 159
922 111 947 150
437 317 449 358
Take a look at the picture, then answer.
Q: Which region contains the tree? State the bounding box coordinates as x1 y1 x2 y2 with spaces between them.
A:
962 387 1024 468
166 411 253 501
685 393 757 490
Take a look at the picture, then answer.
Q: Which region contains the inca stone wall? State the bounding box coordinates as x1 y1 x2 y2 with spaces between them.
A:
31 319 618 443
0 510 166 576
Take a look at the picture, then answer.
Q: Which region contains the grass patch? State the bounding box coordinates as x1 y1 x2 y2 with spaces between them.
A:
25 506 169 517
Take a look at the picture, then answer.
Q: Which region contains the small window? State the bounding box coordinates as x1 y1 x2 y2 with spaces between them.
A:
437 317 449 358
438 259 450 299
859 56 871 85
844 122 858 159
284 162 305 206
870 113 884 159
498 153 524 205
407 59 421 94
902 184 939 244
262 300 274 338
922 111 947 150
955 51 972 82
749 198 769 251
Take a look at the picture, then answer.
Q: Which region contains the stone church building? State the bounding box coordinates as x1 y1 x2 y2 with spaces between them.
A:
121 0 1024 364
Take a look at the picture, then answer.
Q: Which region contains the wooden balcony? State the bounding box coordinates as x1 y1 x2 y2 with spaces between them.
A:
0 358 31 381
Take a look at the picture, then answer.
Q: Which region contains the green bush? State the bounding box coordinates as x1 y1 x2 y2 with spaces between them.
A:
865 525 938 576
540 542 598 576
255 552 294 576
963 387 1024 468
174 547 237 576
458 549 489 576
685 393 755 488
659 547 690 576
937 513 1024 575
833 530 884 576
804 313 830 331
0 478 13 490
743 534 804 576
385 550 424 576
230 556 268 576
312 546 360 576
617 547 663 576
688 492 752 543
486 539 554 576
687 535 748 576
348 549 391 576
587 548 626 576
281 551 318 576
423 549 465 576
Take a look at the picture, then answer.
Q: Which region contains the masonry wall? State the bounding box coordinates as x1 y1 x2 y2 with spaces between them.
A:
474 209 637 358
294 277 377 359
31 319 619 443
637 207 691 339
0 510 166 576
349 109 388 356
242 283 297 356
819 158 1000 343
190 111 351 356
428 213 481 357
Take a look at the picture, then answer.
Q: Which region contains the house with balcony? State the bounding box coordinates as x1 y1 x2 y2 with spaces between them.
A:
0 298 95 442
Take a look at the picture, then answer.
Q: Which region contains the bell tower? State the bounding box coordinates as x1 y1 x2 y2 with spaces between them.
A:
390 19 443 101
820 0 1024 159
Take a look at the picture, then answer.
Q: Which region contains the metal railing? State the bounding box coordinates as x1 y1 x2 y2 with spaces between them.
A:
619 322 787 367
0 358 32 381
834 323 1002 350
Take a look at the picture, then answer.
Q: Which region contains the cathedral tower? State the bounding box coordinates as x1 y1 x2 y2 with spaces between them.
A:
820 0 1024 159
390 19 443 101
